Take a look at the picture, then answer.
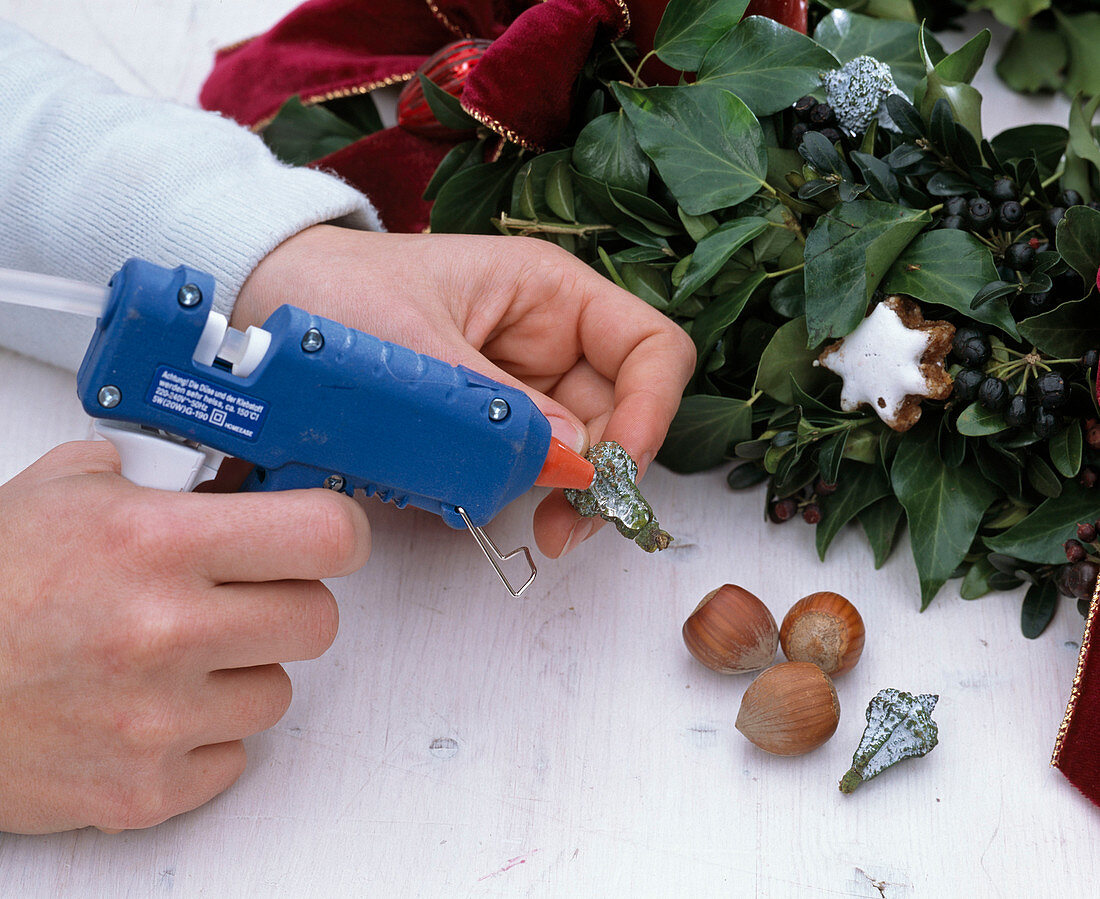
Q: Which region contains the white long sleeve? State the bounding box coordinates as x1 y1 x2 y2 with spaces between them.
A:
0 20 382 370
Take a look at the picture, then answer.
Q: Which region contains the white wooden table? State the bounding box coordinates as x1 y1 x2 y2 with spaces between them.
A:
0 3 1096 895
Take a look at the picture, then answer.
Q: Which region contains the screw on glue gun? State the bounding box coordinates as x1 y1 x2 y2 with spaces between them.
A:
72 259 595 596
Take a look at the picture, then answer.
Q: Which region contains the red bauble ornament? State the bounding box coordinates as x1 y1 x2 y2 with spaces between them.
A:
397 38 492 138
745 0 808 33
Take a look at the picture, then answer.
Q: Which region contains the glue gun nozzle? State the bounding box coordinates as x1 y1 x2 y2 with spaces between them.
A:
535 437 595 490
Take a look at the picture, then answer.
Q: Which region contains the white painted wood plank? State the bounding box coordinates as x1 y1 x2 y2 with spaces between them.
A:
0 3 1097 897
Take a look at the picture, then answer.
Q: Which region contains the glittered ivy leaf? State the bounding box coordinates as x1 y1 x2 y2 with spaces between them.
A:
881 230 1019 339
803 199 930 344
984 480 1100 565
890 422 998 609
652 0 751 71
612 83 768 215
572 111 651 195
813 10 945 98
695 16 840 116
1056 205 1100 287
657 394 754 473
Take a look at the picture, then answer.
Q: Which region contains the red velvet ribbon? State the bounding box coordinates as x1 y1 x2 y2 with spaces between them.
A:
200 0 807 231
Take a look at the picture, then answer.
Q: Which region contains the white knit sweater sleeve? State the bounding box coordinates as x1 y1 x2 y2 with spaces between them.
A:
0 20 382 370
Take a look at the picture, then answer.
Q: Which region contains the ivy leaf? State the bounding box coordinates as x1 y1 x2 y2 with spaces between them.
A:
657 394 754 473
1056 11 1100 99
956 402 1007 437
815 461 893 561
1018 300 1100 358
994 24 1067 94
803 199 930 344
858 495 905 569
990 124 1068 174
1049 424 1083 479
572 111 650 194
652 0 751 71
881 230 1019 339
1056 205 1100 286
984 480 1099 564
613 83 768 215
261 96 363 166
430 158 521 234
975 0 1050 29
754 316 832 405
671 217 769 307
891 422 997 609
813 10 945 98
695 16 839 116
915 26 987 140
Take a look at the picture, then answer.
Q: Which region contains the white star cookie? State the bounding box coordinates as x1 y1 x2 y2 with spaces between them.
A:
815 296 955 432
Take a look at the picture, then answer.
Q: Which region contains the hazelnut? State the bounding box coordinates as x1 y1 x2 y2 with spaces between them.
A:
735 662 840 755
780 591 865 676
682 584 778 674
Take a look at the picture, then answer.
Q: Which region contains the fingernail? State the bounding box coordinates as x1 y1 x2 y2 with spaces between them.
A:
547 415 587 455
561 518 593 556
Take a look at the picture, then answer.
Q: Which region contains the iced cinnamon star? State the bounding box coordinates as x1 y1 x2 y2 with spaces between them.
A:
815 295 955 432
564 441 672 552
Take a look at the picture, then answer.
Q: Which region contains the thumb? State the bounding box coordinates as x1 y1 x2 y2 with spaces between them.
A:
445 343 589 456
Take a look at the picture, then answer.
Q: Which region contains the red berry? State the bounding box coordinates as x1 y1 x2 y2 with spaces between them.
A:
1065 539 1087 563
1087 419 1100 450
1081 468 1099 488
769 498 799 522
802 503 822 525
1028 237 1042 250
1078 522 1098 543
814 478 838 496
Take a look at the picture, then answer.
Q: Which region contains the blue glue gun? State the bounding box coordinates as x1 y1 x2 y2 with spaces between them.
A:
1 259 595 595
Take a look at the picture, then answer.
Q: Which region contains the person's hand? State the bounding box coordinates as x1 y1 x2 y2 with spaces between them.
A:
0 441 370 833
234 226 696 557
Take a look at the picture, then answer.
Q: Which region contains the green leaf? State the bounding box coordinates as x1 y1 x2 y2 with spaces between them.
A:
994 24 1067 94
612 83 768 215
657 394 754 473
425 139 481 202
1056 205 1100 286
960 555 996 599
974 0 1050 29
690 270 767 377
417 73 478 130
1067 94 1100 172
803 199 930 343
696 16 839 116
572 111 650 194
858 495 905 569
671 217 768 307
323 94 384 135
652 0 751 71
990 124 1068 173
754 316 832 404
261 96 363 166
813 10 945 98
956 402 1007 437
881 230 1019 339
985 480 1098 564
1021 580 1059 639
815 462 892 561
510 149 572 218
430 158 521 234
545 161 576 222
1027 455 1062 498
1018 300 1100 358
891 422 997 608
1056 11 1100 99
1050 424 1084 479
915 26 986 140
621 263 670 309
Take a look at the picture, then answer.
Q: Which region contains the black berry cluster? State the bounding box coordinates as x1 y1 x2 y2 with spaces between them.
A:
788 95 842 147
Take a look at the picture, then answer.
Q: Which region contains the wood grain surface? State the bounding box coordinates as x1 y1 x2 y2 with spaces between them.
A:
0 2 1096 896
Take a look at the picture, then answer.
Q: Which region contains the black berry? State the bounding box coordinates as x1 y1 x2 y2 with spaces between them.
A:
1059 189 1084 208
809 103 834 125
1020 290 1051 316
1081 349 1099 370
1061 560 1100 600
940 214 966 230
1032 408 1058 438
1090 201 1100 212
1044 206 1066 238
953 368 985 404
1004 394 1029 427
790 122 809 144
793 95 816 119
944 196 968 216
997 200 1024 229
818 126 842 144
1004 242 1035 271
967 197 994 230
952 327 991 366
978 376 1009 411
1081 467 1099 488
1034 370 1068 410
989 178 1017 202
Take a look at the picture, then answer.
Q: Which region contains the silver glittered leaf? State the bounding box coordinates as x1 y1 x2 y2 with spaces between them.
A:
839 688 939 793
